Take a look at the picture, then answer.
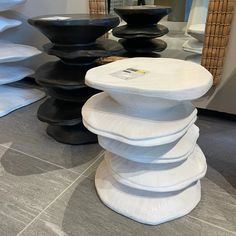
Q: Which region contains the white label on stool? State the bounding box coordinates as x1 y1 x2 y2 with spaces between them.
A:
111 68 149 80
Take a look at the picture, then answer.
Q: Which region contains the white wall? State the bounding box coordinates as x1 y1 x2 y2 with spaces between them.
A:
1 0 89 69
18 0 88 17
66 0 88 14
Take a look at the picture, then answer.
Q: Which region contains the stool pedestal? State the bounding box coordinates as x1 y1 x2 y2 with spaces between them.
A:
28 14 123 144
82 58 213 224
112 6 171 57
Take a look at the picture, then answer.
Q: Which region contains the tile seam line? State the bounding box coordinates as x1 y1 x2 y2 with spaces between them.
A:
188 215 236 235
16 152 103 236
0 143 104 175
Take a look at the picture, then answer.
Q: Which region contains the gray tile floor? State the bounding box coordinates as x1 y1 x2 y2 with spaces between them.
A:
0 100 235 236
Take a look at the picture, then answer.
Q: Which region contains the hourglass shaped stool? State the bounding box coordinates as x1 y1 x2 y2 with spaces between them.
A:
82 58 213 225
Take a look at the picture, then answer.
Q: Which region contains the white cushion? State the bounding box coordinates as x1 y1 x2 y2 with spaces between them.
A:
0 65 33 85
0 16 21 32
0 85 45 117
0 40 41 63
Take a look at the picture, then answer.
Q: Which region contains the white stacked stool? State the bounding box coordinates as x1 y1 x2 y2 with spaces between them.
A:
82 58 213 225
0 0 45 117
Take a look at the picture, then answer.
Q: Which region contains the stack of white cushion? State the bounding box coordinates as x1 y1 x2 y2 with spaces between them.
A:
0 0 45 117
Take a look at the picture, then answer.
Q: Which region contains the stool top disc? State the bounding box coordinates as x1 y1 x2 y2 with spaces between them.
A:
28 14 120 45
86 57 213 100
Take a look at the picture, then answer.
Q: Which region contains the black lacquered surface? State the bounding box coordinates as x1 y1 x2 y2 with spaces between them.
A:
120 38 167 53
113 24 168 39
28 14 120 45
38 98 83 126
47 124 98 145
29 14 121 145
112 6 171 55
43 39 124 64
46 87 99 103
114 6 171 25
35 61 98 89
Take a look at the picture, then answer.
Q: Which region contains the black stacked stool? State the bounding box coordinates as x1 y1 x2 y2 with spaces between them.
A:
28 14 123 145
112 6 171 57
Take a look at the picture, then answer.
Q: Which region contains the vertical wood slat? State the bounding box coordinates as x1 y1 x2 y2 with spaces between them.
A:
89 0 108 14
89 0 109 38
201 0 235 85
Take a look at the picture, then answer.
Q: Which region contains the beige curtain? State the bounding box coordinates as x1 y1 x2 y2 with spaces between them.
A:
89 0 108 14
201 0 235 85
